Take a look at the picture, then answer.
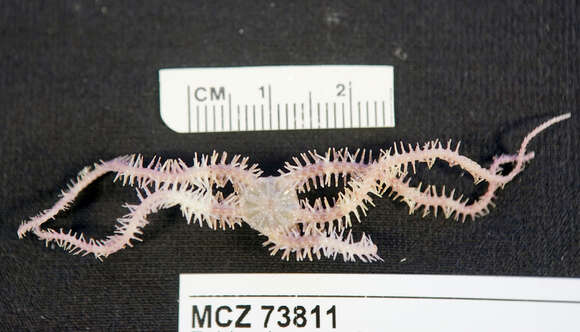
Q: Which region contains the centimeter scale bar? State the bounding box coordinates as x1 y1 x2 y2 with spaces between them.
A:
159 65 395 133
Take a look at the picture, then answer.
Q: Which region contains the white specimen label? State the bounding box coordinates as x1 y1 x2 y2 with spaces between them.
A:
179 273 580 332
159 65 395 133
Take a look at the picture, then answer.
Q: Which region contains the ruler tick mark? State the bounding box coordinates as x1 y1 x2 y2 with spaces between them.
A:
212 105 216 132
237 105 241 130
187 85 191 132
204 105 208 132
342 103 345 128
358 102 361 128
294 104 297 129
374 100 378 127
276 104 280 129
348 81 352 125
309 92 312 129
301 103 305 129
366 101 369 127
333 102 337 128
221 105 224 131
316 103 320 128
382 100 386 127
325 102 329 128
260 104 264 130
196 105 200 132
284 103 288 130
268 85 272 128
228 94 232 131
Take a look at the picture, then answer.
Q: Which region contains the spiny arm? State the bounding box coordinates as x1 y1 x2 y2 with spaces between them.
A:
281 149 386 230
296 169 384 231
287 113 571 228
262 227 382 262
20 186 242 259
111 151 261 189
18 152 258 238
17 153 250 259
378 113 571 220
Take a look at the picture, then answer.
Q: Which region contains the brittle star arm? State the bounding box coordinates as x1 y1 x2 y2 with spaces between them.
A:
111 151 261 189
23 188 226 259
260 225 382 263
280 150 385 230
377 113 571 221
282 113 571 229
17 153 255 259
18 151 258 235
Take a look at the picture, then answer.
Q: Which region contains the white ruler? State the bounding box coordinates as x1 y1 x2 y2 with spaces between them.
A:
159 65 394 133
178 273 580 332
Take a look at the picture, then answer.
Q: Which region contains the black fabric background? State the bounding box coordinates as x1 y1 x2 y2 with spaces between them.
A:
1 1 578 331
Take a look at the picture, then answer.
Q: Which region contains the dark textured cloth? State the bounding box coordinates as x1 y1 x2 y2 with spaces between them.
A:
0 1 578 330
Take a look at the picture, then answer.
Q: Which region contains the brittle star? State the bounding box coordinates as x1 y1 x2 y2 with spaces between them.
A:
17 113 570 262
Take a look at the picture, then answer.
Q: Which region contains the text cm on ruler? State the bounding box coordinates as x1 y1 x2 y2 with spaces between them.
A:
159 65 394 133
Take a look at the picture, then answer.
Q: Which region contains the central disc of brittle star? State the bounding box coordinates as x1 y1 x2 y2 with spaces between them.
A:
240 177 299 231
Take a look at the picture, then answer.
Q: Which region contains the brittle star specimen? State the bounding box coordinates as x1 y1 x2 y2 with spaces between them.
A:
18 113 570 262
